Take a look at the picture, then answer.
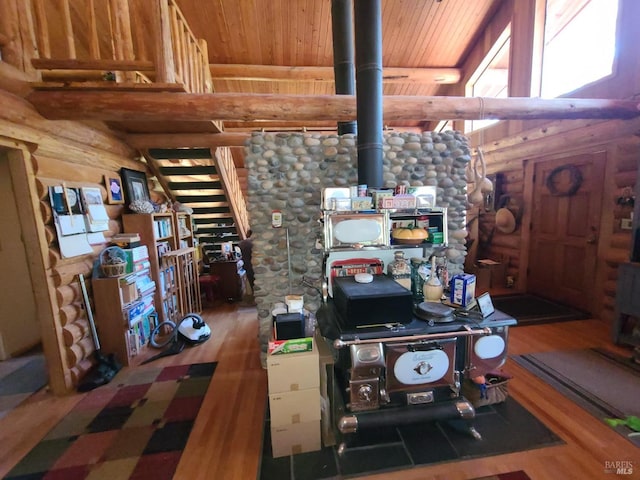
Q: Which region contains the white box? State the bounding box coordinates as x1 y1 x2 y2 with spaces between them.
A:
267 338 319 393
450 273 476 307
270 421 321 458
269 388 320 427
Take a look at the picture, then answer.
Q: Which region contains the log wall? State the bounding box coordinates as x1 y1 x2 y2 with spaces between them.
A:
0 88 142 394
471 122 639 324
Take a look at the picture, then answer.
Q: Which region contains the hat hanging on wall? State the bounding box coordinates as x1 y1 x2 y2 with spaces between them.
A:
495 208 517 234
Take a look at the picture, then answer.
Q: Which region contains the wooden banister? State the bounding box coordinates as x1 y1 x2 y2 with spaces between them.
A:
214 148 249 239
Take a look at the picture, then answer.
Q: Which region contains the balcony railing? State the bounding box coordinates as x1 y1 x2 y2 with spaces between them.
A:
28 0 212 94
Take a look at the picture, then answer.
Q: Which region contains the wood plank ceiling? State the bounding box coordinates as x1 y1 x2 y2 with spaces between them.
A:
173 0 500 132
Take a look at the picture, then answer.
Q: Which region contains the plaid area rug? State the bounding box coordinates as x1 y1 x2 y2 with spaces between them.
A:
4 362 217 480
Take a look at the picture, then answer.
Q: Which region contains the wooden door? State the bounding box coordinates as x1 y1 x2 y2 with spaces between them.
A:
528 152 606 313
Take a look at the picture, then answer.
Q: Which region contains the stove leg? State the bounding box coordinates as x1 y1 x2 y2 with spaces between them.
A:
469 425 482 440
454 399 482 440
337 442 347 456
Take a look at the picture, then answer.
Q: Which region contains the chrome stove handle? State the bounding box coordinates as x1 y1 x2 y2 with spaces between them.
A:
333 326 492 349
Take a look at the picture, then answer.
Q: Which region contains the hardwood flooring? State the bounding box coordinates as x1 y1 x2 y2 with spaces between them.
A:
0 304 637 480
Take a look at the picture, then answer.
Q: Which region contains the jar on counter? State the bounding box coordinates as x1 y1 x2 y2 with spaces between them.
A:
388 251 412 290
410 257 430 302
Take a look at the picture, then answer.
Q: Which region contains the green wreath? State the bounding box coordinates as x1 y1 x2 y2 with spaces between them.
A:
545 165 583 196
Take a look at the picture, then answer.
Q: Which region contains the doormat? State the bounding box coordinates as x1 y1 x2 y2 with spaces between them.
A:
472 471 531 480
258 397 562 480
4 362 217 480
0 353 48 419
512 348 640 446
491 294 589 326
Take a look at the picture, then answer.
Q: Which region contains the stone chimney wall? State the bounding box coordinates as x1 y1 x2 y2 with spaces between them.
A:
244 131 472 361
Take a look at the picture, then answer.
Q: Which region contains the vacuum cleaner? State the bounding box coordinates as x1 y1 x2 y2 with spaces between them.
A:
142 313 211 364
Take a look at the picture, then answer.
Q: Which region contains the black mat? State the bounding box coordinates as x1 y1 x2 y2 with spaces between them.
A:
258 397 563 480
491 294 589 325
512 348 640 447
0 354 47 396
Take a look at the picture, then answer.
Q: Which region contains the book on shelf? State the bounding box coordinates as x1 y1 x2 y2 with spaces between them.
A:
112 233 141 249
153 218 173 239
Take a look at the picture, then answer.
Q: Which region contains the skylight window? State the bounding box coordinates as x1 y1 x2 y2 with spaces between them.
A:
540 0 619 98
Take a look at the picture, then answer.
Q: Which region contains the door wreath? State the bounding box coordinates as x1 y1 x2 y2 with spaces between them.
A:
545 165 583 196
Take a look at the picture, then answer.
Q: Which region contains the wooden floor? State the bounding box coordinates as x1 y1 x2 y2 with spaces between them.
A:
0 303 637 480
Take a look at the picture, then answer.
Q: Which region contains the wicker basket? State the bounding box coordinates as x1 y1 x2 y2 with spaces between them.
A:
101 262 127 277
99 246 128 278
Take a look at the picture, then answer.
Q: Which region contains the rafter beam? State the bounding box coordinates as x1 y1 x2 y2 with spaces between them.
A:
27 91 640 124
209 64 461 84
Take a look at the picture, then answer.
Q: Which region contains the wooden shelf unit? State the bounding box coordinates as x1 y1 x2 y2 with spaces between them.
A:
175 212 196 250
92 275 156 366
165 247 202 315
123 213 179 324
123 213 200 322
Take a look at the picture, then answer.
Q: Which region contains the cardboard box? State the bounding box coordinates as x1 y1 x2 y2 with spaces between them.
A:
268 336 313 355
270 421 321 458
269 388 320 426
381 194 417 210
450 273 476 307
474 259 506 293
315 331 336 447
267 338 319 393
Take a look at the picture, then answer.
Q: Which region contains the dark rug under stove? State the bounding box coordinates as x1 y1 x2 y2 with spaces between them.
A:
258 397 562 480
491 294 589 326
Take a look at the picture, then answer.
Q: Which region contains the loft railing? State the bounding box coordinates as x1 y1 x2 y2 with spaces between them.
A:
214 147 249 239
28 0 212 94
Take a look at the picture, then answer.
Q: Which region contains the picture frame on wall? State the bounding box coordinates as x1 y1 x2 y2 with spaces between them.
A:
105 175 125 204
120 168 151 204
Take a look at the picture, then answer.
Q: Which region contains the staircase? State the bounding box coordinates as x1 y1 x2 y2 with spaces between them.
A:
145 147 248 259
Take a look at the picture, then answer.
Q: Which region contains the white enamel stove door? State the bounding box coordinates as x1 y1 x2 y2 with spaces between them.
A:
466 327 509 377
385 338 457 393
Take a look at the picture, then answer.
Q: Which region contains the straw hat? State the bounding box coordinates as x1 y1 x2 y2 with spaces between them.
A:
495 208 517 234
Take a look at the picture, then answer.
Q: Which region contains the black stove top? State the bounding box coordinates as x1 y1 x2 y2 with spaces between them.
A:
317 301 517 342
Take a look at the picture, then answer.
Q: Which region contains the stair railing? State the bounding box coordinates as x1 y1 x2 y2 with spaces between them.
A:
213 147 249 239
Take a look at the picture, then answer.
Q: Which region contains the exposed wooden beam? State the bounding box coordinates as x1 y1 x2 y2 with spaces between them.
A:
126 132 249 148
27 91 640 123
31 58 155 71
209 64 461 84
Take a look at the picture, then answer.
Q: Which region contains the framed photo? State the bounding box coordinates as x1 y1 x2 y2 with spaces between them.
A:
476 292 495 318
105 175 125 204
120 168 150 204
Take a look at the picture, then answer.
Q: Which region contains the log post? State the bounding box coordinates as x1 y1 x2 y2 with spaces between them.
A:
154 0 176 84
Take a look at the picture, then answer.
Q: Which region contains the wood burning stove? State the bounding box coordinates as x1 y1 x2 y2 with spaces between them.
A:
317 202 517 453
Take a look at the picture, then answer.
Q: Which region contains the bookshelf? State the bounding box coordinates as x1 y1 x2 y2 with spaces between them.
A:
122 213 200 322
92 272 157 366
123 213 181 324
175 212 196 249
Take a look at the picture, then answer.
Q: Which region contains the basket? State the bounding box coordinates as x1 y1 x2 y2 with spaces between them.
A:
101 262 127 277
99 246 128 278
461 372 511 408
